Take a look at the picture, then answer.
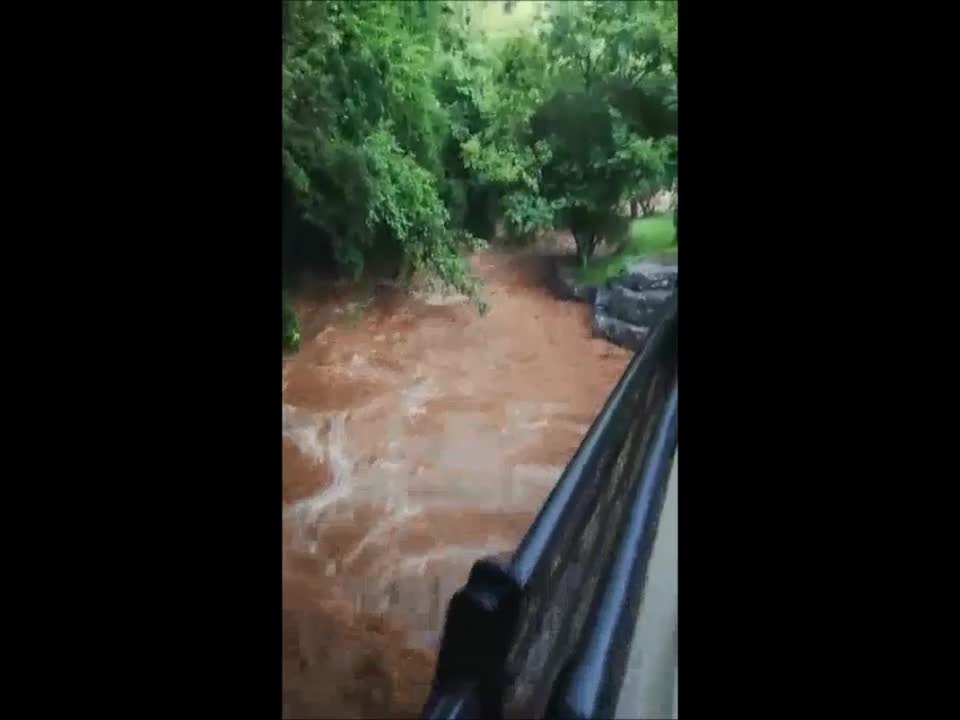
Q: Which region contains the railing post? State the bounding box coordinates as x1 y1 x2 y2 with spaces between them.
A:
422 556 521 720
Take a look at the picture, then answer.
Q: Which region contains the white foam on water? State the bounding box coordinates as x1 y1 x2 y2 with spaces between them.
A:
284 411 354 528
372 458 403 473
311 362 353 379
310 351 398 386
284 423 327 466
402 376 437 417
342 505 423 567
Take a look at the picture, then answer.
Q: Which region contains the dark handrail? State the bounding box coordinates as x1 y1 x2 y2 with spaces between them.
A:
545 382 678 719
512 294 677 585
422 291 678 720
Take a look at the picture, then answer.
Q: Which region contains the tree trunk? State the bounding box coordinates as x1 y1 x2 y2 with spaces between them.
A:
630 199 639 218
574 232 590 267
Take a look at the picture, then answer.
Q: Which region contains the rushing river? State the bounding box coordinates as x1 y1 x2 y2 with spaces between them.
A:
282 249 630 718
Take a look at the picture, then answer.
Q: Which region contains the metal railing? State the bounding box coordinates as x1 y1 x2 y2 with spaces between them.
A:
421 292 678 720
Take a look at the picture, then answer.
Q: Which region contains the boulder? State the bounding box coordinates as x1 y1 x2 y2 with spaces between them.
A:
617 262 678 292
551 259 597 303
592 312 650 352
608 286 672 326
594 285 612 313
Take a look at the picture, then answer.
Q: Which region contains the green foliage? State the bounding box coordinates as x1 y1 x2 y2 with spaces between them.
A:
282 1 473 295
434 21 552 242
534 0 678 262
281 0 677 307
502 191 556 242
283 293 301 353
625 213 677 253
362 124 477 296
577 214 677 285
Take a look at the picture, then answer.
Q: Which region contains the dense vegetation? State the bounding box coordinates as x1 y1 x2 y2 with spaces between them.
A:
577 214 677 285
282 0 677 351
283 292 301 352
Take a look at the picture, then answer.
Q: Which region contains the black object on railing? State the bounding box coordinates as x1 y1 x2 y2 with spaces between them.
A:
421 292 678 720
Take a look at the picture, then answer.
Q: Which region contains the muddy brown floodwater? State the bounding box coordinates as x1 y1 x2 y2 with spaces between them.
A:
282 249 631 718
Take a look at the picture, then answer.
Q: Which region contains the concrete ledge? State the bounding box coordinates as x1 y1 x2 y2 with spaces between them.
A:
615 451 678 719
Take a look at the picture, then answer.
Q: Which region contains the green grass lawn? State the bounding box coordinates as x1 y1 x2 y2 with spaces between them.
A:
577 214 677 285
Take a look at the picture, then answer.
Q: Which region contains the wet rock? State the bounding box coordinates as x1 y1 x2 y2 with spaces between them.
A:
617 262 678 292
592 313 650 352
594 285 612 313
607 286 672 326
550 259 597 303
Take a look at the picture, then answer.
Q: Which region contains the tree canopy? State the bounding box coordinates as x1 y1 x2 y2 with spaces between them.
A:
282 0 678 317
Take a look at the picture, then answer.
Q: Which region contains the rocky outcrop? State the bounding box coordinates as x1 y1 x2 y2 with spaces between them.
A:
617 262 678 292
592 313 650 352
594 285 612 313
548 256 677 352
607 286 672 327
550 259 597 303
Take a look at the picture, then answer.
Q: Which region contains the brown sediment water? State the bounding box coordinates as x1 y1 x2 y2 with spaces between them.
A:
282 249 631 718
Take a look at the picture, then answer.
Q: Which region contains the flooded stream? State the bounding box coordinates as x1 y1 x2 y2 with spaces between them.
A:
282 250 630 718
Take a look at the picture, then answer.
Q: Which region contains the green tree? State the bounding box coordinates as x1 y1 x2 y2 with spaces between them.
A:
282 1 477 296
281 0 678 310
431 3 560 242
534 0 678 263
